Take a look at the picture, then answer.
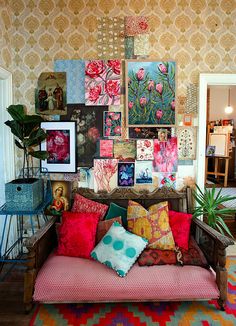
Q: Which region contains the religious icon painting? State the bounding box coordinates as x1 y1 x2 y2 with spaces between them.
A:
85 60 121 106
35 72 67 115
117 162 135 187
103 111 122 137
45 180 72 216
136 139 154 160
176 127 197 160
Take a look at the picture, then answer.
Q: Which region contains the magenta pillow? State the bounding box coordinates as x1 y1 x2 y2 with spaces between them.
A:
72 193 108 220
57 211 100 258
169 210 192 250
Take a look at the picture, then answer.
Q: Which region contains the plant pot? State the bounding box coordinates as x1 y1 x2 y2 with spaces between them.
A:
5 178 44 211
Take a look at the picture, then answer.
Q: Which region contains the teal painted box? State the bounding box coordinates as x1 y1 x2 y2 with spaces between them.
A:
5 178 44 211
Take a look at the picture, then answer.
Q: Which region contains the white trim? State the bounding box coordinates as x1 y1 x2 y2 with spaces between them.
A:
196 74 236 191
0 66 15 183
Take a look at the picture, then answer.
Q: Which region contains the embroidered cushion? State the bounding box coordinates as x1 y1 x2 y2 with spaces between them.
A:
127 200 175 250
169 210 192 250
177 236 209 269
57 211 100 258
91 221 148 277
105 202 128 228
138 248 177 266
96 216 122 244
72 193 108 220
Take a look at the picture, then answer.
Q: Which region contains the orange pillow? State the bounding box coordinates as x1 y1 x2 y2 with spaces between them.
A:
127 200 175 250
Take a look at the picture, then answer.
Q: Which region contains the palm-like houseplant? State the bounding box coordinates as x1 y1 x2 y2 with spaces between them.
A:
5 104 49 179
192 184 236 237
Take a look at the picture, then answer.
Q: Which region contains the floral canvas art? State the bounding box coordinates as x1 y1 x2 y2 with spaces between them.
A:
153 137 178 173
125 16 149 36
85 60 121 106
135 161 153 184
94 159 118 193
117 162 135 187
158 173 176 188
61 104 107 167
126 61 175 126
129 127 172 139
113 139 136 161
104 111 122 137
136 139 154 160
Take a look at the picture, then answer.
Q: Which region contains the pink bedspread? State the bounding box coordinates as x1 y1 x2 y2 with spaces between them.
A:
33 254 219 303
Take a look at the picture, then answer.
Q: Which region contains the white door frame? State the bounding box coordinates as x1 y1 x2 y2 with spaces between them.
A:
196 73 236 191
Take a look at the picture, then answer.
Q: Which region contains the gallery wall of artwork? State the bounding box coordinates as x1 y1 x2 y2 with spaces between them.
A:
1 1 235 191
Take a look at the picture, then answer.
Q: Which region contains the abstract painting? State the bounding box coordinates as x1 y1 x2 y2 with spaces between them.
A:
126 61 175 126
99 139 114 158
78 167 94 189
54 59 85 104
176 127 197 160
40 121 76 173
94 159 118 193
85 60 121 106
136 139 154 160
135 161 153 184
113 139 136 161
117 162 135 187
158 173 176 188
153 137 178 172
104 111 122 137
35 72 67 115
61 104 107 167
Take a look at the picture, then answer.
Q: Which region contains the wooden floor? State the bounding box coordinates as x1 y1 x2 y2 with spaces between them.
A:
0 220 235 326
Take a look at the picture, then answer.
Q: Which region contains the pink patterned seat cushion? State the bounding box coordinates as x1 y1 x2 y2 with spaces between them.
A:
33 254 219 303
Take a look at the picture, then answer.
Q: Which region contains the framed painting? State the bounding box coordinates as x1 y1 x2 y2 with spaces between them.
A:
85 60 121 106
45 180 71 216
135 161 153 184
117 162 135 187
206 145 215 157
126 60 176 126
104 111 122 137
209 133 228 157
35 72 67 115
40 121 76 173
94 159 118 193
61 104 107 166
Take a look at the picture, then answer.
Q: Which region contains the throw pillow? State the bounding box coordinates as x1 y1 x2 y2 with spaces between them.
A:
96 216 122 244
57 211 100 258
138 248 177 266
127 200 175 250
91 221 148 277
177 236 209 269
105 202 128 228
72 193 108 220
169 210 192 250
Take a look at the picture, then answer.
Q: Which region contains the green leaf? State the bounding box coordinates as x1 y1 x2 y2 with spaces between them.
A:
30 150 49 160
14 139 24 149
5 120 24 140
7 105 26 122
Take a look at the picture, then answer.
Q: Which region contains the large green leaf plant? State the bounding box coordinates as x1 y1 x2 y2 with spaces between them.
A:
5 104 49 179
193 184 236 237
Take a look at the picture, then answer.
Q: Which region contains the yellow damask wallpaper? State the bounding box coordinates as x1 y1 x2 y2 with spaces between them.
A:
0 0 236 176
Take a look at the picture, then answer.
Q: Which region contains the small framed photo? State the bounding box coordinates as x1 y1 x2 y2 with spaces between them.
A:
206 145 215 157
41 121 77 172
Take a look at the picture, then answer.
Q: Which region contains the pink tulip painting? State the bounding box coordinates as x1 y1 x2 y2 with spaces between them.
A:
153 137 178 172
85 60 121 106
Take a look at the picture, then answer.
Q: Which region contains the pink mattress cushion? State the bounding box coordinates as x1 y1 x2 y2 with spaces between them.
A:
33 254 219 303
57 212 100 258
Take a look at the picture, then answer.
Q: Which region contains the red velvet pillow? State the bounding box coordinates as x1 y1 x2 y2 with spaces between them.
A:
57 211 100 258
169 210 192 250
72 193 108 220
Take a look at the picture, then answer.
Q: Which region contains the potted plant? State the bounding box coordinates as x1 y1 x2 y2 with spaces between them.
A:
192 184 236 237
4 104 49 210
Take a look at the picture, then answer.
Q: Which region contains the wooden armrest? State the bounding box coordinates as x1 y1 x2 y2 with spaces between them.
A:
24 216 57 249
192 217 234 249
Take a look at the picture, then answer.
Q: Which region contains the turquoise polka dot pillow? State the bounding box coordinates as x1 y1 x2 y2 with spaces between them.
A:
91 221 148 277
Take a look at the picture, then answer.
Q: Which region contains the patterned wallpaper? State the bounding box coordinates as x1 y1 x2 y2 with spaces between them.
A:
1 0 236 176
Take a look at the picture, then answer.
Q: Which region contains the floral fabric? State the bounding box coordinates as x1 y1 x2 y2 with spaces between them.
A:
127 200 175 250
125 16 149 36
72 193 108 220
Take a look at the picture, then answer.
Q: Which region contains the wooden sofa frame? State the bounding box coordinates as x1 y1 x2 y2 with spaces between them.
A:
23 187 234 312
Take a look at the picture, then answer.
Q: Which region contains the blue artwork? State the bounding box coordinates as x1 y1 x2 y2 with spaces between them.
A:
135 161 153 184
54 60 85 104
127 61 175 126
118 162 135 187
